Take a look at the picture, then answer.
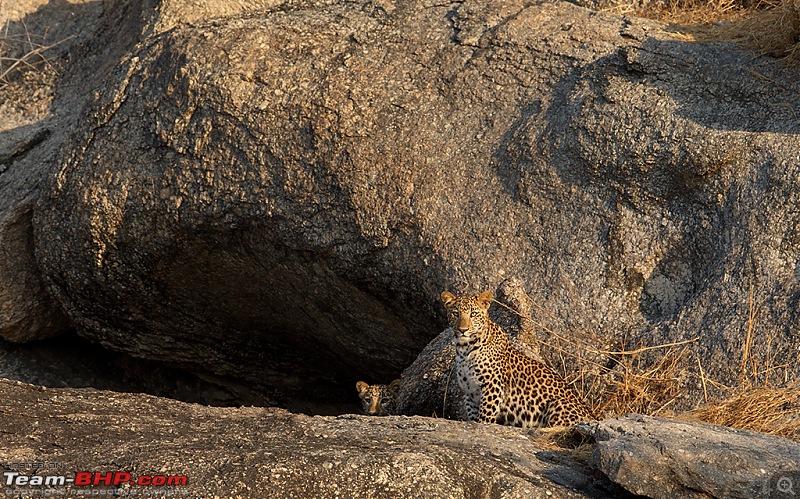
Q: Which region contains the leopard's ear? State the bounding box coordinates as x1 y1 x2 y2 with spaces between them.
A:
388 379 402 395
441 291 456 306
356 381 370 395
477 291 492 310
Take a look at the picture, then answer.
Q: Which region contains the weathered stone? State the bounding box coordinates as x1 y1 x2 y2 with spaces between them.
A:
0 377 622 498
397 327 464 420
147 0 283 35
0 185 69 342
579 414 800 498
0 0 158 343
0 122 69 344
30 0 800 407
495 277 543 362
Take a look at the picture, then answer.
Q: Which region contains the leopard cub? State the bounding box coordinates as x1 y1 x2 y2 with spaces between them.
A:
442 290 593 428
356 379 401 416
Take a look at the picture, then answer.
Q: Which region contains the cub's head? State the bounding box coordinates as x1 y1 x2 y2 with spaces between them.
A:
356 379 401 416
440 290 492 345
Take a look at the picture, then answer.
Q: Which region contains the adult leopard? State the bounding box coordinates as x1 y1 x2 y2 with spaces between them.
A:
442 290 593 427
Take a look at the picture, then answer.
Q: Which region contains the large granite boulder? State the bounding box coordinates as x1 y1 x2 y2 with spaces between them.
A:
29 0 800 406
0 0 156 343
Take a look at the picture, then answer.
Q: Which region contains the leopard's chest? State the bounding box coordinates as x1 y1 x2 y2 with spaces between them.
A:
454 350 481 393
454 341 504 396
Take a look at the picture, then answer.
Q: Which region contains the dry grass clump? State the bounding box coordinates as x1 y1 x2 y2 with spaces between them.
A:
534 426 597 458
606 0 800 65
610 0 755 24
681 383 800 439
511 289 800 443
695 0 800 63
678 291 800 440
519 306 697 420
565 338 698 419
590 344 690 417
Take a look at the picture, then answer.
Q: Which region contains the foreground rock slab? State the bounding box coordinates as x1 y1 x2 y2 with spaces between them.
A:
0 378 619 498
579 414 800 498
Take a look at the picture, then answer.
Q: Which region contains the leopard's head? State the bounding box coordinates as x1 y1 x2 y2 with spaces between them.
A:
356 379 400 416
440 290 492 346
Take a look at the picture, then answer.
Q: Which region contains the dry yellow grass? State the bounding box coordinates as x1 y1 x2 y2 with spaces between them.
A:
681 383 800 439
617 0 800 64
519 308 695 420
608 0 753 24
679 289 800 440
698 0 800 63
511 290 800 443
590 344 690 418
534 425 597 457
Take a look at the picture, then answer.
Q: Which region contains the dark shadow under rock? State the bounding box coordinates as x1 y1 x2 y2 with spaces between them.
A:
0 332 349 410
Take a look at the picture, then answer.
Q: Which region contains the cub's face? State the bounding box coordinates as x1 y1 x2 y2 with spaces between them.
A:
441 291 492 346
356 380 400 416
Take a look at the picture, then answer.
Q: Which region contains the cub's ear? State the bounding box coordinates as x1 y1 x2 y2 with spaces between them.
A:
356 381 370 395
477 291 492 310
388 379 402 395
441 291 456 305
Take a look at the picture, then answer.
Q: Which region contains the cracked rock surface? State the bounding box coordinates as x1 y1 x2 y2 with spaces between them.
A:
0 378 623 498
579 414 800 498
25 0 800 407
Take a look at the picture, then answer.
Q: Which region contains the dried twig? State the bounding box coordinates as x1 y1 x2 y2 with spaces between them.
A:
0 19 74 86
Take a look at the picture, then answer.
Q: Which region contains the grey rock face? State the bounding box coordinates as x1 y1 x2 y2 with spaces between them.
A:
0 378 618 498
0 0 159 343
579 414 800 498
0 184 69 343
396 326 464 419
32 0 800 406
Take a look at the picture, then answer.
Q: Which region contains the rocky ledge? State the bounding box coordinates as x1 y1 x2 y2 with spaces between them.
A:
0 379 613 498
2 378 799 498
